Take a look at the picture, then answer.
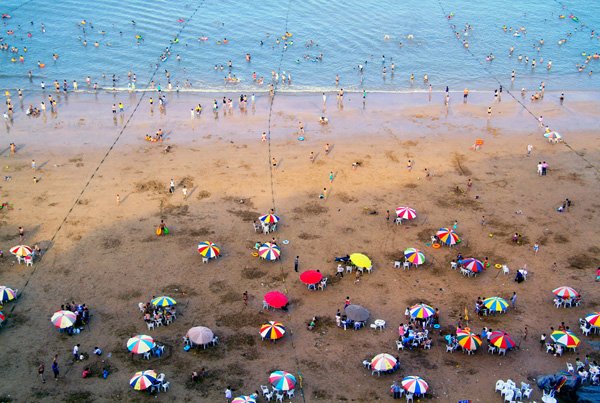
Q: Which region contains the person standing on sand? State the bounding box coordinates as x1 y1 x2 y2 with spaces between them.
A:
31 159 36 171
386 210 390 222
243 291 248 306
261 132 267 142
182 186 188 199
324 143 330 155
527 144 533 156
533 243 539 255
38 362 46 383
487 106 492 117
116 194 120 205
52 355 59 381
329 171 334 183
510 292 517 308
407 160 412 171
225 386 233 402
169 178 175 194
294 256 299 272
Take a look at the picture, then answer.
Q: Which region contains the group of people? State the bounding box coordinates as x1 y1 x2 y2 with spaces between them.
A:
398 323 433 350
140 300 177 328
144 128 164 142
59 301 91 334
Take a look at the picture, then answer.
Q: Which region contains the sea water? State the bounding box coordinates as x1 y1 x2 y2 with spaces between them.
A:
0 0 598 93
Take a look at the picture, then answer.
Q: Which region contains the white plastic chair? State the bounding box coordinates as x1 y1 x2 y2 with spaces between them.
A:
405 393 414 403
286 389 295 398
143 351 151 360
495 380 505 392
146 321 155 331
522 388 532 399
498 348 507 356
138 303 146 313
403 261 410 270
156 373 165 383
581 326 591 336
503 389 514 402
275 392 284 403
161 381 170 392
554 299 562 308
202 257 209 264
264 391 273 401
520 382 530 391
362 360 370 368
488 345 497 354
396 340 404 351
505 379 516 388
446 344 454 353
502 265 510 275
365 266 373 273
346 265 353 273
394 261 402 268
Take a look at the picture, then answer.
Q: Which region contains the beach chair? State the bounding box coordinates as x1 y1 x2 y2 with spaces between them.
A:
488 345 497 354
396 340 404 351
275 392 284 403
264 391 273 401
161 381 170 392
498 348 507 356
520 382 530 392
286 389 295 398
346 265 353 273
24 255 33 266
202 257 209 264
395 217 403 225
156 373 165 383
405 393 414 403
522 388 532 399
403 261 410 270
138 303 146 313
143 351 151 360
147 321 155 331
394 261 402 268
365 266 373 274
495 380 505 392
554 299 562 308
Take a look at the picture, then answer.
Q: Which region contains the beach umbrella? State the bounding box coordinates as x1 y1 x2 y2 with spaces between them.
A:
436 228 460 246
456 330 482 351
0 312 5 323
259 242 281 261
186 326 214 345
544 131 562 140
404 248 425 265
51 310 77 328
483 297 509 312
395 207 417 220
409 303 435 319
264 291 288 308
151 296 177 307
129 370 158 390
269 370 296 391
402 376 429 395
551 330 580 348
350 253 372 269
489 331 516 349
585 312 600 327
462 258 484 273
260 321 286 340
259 214 280 224
127 335 155 354
197 241 220 259
299 270 323 285
232 396 256 403
370 353 397 371
0 286 17 302
9 245 32 257
552 286 579 299
344 304 370 322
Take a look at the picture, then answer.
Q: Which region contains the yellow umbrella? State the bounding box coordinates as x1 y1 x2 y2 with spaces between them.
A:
350 253 372 269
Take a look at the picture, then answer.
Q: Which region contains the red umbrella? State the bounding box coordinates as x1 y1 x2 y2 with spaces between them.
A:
299 270 323 285
264 291 288 308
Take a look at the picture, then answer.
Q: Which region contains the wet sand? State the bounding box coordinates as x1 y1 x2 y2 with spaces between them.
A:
0 91 599 402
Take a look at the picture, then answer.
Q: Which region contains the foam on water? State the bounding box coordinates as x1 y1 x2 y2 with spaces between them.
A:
0 0 599 92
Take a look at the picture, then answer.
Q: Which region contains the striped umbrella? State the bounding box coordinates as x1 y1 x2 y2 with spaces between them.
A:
9 245 32 257
232 396 256 403
409 303 435 319
264 291 288 309
0 286 17 302
197 241 220 259
585 312 600 327
259 214 280 224
489 331 516 349
299 270 323 285
551 330 580 348
396 207 417 220
127 335 155 354
483 297 509 312
370 353 397 371
51 310 77 328
552 286 579 299
462 258 484 273
269 370 296 391
436 228 460 246
260 321 286 340
402 376 429 395
129 370 158 390
151 296 177 307
350 253 372 269
456 330 482 351
0 312 5 323
259 242 281 261
544 131 562 140
404 248 425 265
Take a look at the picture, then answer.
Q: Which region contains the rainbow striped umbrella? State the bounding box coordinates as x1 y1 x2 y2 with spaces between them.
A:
436 228 460 246
51 310 77 328
370 353 397 371
544 131 562 140
456 330 482 351
0 312 5 323
127 335 155 354
129 370 158 390
462 258 484 273
552 286 579 299
489 331 516 349
259 214 280 224
259 242 281 261
260 321 286 340
9 245 32 257
483 297 508 312
0 286 17 302
232 396 256 403
585 312 600 327
402 376 429 395
197 241 220 259
409 303 435 319
404 248 425 265
551 330 580 348
151 296 177 307
396 207 417 220
269 370 296 391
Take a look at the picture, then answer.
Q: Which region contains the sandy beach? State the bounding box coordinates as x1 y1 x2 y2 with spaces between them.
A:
0 90 599 402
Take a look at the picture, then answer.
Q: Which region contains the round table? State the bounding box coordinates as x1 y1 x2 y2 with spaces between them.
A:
374 319 386 330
